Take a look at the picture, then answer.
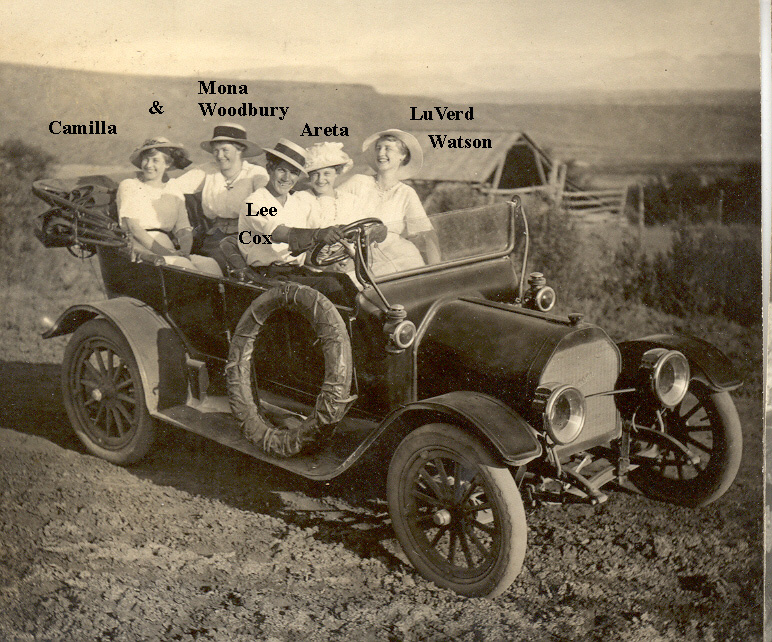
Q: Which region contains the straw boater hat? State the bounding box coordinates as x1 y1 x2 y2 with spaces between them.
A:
262 138 308 175
362 128 423 177
304 142 354 174
200 123 261 158
130 137 192 170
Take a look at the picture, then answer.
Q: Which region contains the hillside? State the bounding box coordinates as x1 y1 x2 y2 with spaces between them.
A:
0 63 760 172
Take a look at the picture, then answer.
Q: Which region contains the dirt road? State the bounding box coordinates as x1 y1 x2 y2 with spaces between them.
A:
0 360 763 641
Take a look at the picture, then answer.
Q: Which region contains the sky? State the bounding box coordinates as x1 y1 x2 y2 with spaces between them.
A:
0 0 763 94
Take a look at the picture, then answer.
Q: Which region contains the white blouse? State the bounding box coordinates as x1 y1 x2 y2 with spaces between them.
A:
296 189 362 228
171 161 268 220
116 178 190 234
337 174 433 237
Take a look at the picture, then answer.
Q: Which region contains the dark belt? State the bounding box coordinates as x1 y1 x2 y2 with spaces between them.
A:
146 228 174 240
251 264 301 278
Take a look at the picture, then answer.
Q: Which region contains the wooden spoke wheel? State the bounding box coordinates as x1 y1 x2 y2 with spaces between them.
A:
629 381 742 507
387 423 526 598
62 319 155 465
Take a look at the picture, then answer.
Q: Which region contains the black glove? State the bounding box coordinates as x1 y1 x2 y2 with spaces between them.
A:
313 226 344 245
288 226 344 256
288 228 317 255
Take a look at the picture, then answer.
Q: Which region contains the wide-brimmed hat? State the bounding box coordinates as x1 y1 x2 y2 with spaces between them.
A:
200 123 261 158
130 137 192 170
262 138 307 175
304 142 354 174
362 128 423 177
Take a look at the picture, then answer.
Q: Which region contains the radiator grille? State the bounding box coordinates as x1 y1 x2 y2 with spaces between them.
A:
540 333 621 454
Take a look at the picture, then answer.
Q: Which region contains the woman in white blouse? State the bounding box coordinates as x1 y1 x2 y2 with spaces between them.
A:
296 142 358 228
172 123 268 271
116 138 221 276
338 129 441 271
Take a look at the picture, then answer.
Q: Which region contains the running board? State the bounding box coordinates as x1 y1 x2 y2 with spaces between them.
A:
152 394 380 480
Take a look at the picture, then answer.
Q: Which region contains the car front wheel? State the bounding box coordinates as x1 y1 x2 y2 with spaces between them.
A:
387 423 527 598
62 319 155 465
628 381 742 507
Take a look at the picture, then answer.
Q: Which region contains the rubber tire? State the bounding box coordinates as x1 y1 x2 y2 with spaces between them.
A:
387 423 527 598
629 381 742 508
62 318 155 465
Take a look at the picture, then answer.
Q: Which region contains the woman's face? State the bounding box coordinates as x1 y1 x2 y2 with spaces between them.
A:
211 142 243 174
140 149 172 181
308 167 337 196
374 138 407 174
267 160 301 197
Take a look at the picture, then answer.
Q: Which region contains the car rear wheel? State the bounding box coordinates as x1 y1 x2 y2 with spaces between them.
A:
62 319 155 465
387 423 526 598
629 381 742 507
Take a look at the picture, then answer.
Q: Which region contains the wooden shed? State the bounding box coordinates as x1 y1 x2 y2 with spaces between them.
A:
406 129 629 219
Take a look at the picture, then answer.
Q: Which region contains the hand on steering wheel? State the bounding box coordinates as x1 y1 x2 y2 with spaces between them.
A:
307 218 385 267
314 226 345 246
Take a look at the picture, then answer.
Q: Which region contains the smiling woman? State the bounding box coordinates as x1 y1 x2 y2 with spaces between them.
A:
170 123 268 271
117 137 221 275
338 128 441 271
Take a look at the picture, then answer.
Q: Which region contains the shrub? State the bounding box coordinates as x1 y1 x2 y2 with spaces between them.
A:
610 224 760 326
0 138 56 181
642 165 761 226
655 224 760 325
528 200 573 284
0 139 57 285
423 184 488 215
605 233 658 305
524 195 605 300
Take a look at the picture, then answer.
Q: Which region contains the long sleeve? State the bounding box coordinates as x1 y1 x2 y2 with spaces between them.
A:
170 165 207 195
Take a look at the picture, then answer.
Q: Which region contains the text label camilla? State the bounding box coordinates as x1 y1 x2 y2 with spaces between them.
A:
49 121 116 135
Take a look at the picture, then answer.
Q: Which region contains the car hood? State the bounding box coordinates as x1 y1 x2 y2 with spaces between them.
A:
417 297 621 417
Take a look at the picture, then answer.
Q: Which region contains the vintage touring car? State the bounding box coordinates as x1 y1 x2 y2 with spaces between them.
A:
31 175 743 598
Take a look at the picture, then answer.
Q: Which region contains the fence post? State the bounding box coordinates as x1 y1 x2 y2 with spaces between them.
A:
717 189 724 224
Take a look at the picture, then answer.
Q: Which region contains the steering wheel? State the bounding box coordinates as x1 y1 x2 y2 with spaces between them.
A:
307 217 385 267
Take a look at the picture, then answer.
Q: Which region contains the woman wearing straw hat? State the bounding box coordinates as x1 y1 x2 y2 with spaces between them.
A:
172 123 268 270
338 128 441 268
300 141 426 276
117 137 222 276
238 138 351 303
295 142 358 227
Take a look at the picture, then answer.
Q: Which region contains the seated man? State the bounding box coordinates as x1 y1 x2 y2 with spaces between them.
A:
238 139 352 304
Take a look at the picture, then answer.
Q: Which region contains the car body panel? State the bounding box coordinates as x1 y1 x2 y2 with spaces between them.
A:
33 176 736 483
617 334 742 391
43 297 188 413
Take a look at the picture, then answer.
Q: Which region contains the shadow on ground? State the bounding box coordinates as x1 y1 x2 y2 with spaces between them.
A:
0 360 402 567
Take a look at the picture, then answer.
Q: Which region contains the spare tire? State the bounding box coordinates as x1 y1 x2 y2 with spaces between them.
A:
226 283 355 438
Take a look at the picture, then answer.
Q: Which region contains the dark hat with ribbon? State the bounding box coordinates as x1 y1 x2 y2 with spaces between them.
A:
200 123 261 157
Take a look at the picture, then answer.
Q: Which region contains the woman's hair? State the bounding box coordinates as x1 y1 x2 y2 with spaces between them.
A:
378 135 410 166
140 148 174 167
168 148 190 168
212 141 247 154
309 164 346 177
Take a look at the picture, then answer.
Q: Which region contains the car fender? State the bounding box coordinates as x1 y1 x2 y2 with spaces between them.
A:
617 334 741 392
378 391 542 466
43 297 189 412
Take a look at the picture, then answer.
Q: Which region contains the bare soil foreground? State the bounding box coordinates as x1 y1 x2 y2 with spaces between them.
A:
0 361 763 641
